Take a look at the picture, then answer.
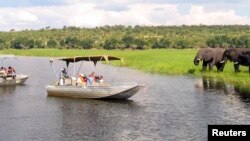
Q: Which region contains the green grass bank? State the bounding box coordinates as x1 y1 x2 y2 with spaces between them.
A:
1 49 249 92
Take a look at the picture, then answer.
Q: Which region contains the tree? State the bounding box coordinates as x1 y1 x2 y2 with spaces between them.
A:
103 38 123 50
175 39 192 49
2 25 250 50
60 40 65 47
237 36 250 48
11 37 28 49
133 38 147 49
78 38 94 49
152 38 171 48
63 26 67 30
0 39 5 50
35 40 46 48
26 39 35 48
47 39 57 48
65 37 79 48
122 35 134 48
206 35 230 47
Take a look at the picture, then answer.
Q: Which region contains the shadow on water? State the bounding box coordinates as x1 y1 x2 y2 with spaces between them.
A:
47 96 136 105
0 85 17 95
0 83 30 95
194 76 250 102
234 86 250 102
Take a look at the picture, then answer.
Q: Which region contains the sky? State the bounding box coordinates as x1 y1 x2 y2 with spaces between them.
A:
0 0 250 31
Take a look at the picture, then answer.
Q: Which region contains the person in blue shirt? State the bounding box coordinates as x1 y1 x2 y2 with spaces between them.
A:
87 72 95 86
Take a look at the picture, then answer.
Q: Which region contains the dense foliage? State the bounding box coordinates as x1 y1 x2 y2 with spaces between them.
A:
1 25 250 50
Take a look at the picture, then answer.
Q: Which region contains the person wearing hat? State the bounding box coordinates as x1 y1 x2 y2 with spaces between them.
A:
77 73 87 86
59 68 69 85
61 68 68 78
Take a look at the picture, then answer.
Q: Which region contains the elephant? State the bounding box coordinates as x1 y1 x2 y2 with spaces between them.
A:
193 47 225 71
221 48 250 72
242 51 250 64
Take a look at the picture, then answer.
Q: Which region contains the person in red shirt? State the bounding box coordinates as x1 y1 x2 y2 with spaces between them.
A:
7 66 16 79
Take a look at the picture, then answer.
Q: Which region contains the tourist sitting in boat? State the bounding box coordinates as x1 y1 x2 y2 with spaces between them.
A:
87 72 96 86
7 66 16 79
77 72 103 86
0 67 7 75
77 73 87 86
95 75 104 83
0 67 7 79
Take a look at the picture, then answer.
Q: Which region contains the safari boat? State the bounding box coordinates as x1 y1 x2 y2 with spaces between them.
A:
46 55 144 99
0 55 29 86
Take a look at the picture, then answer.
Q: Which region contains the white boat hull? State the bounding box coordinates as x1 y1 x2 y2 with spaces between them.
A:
0 75 29 86
47 83 144 99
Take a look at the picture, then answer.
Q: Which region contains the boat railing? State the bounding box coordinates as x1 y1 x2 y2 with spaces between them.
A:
53 77 139 87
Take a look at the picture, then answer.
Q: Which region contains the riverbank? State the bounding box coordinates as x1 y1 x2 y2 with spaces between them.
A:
1 49 249 92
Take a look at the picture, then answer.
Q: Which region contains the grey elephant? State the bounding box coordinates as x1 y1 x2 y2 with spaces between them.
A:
193 47 225 71
220 48 250 72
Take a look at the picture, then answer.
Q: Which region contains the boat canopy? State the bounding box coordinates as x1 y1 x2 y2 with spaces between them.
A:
51 55 124 66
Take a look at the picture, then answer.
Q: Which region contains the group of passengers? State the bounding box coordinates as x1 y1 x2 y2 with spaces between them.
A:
59 68 104 86
0 66 16 79
77 72 104 86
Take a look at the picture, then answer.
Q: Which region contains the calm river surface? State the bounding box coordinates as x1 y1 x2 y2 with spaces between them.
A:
0 57 250 141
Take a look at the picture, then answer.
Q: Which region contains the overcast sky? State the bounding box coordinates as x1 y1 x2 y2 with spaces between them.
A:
0 0 250 31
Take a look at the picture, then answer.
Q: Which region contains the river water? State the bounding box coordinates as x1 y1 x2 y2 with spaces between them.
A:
0 57 250 141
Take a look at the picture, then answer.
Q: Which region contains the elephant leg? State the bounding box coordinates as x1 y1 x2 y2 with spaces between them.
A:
216 63 223 72
234 64 240 72
202 62 207 71
208 63 214 71
221 63 225 72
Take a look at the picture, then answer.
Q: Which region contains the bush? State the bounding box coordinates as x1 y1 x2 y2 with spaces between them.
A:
65 37 78 48
152 38 171 48
103 38 123 50
47 39 57 48
175 39 192 49
0 39 5 50
10 36 35 49
78 38 94 49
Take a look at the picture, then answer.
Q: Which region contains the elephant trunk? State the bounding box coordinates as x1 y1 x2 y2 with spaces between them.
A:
220 49 231 63
194 55 202 66
220 55 227 63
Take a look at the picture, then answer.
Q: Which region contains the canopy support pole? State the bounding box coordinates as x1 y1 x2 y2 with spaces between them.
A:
50 60 59 81
19 61 21 75
76 60 83 76
89 56 95 71
111 59 122 83
74 58 76 77
18 57 22 75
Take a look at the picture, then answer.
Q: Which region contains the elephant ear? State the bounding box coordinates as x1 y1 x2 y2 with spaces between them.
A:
203 52 213 62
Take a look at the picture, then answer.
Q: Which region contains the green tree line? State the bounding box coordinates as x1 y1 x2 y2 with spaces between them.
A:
1 25 250 50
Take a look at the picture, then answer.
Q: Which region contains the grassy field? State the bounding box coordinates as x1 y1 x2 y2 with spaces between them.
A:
1 49 249 92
